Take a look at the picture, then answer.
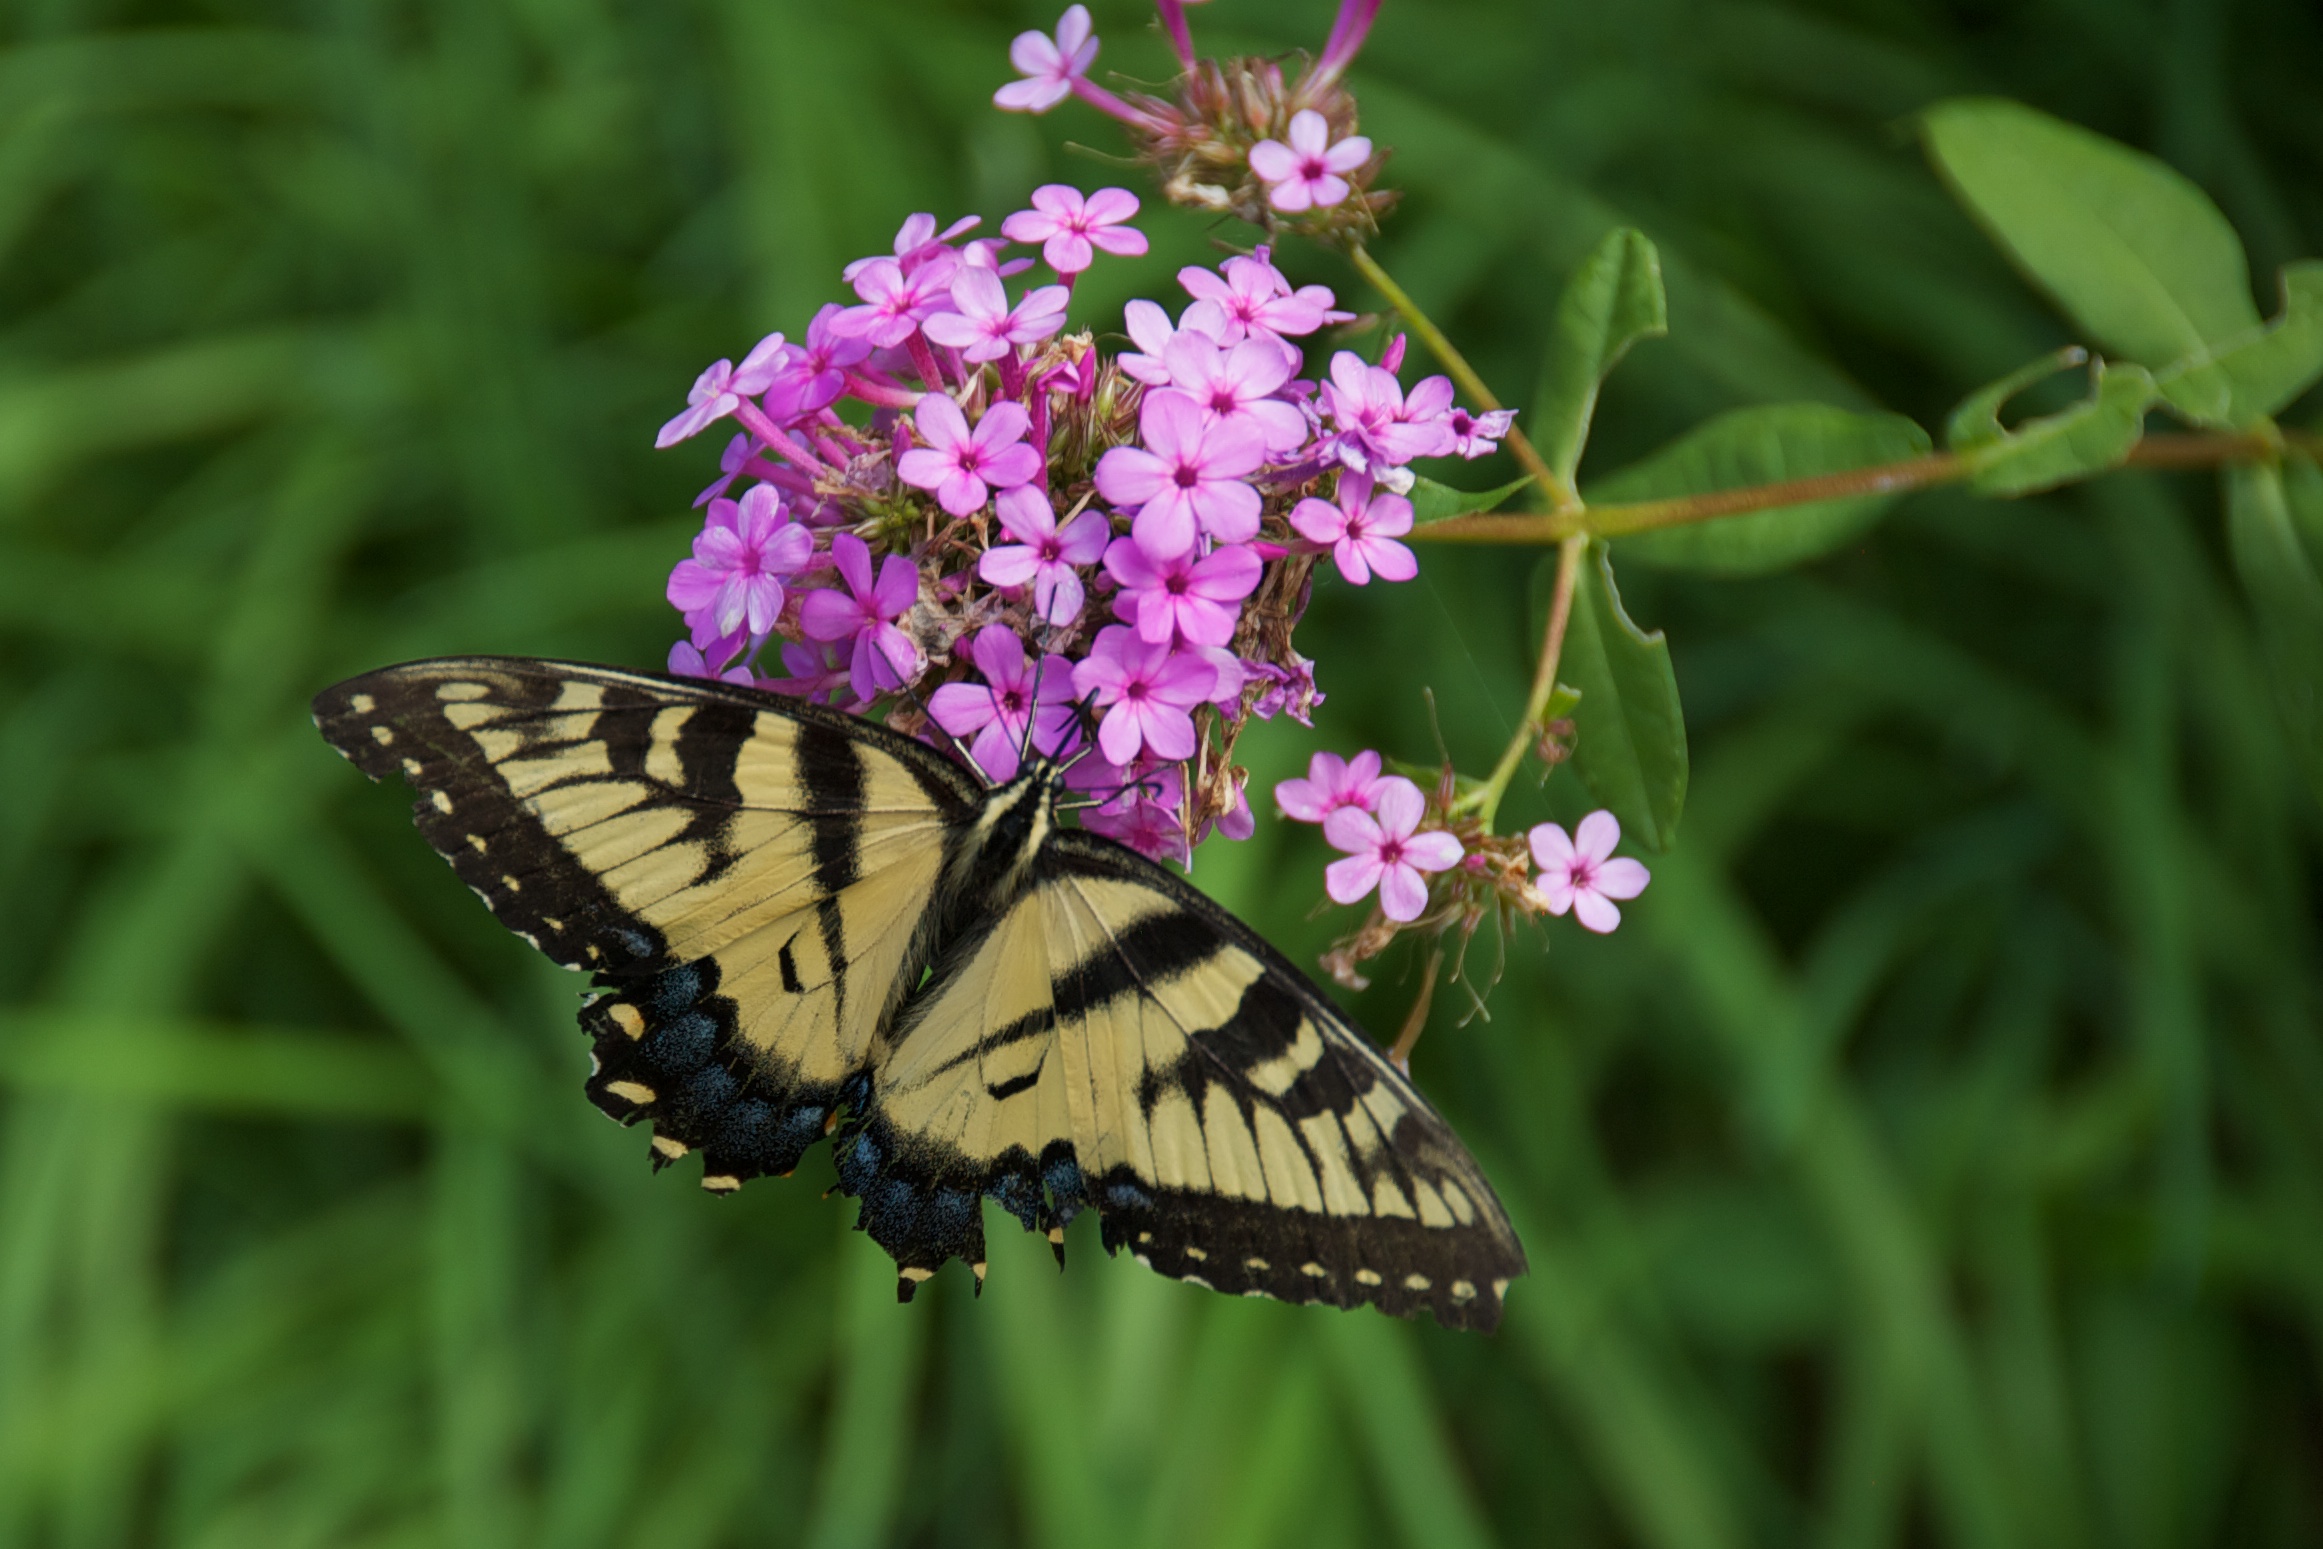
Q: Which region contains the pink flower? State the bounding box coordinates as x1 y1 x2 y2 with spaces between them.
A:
1248 110 1373 213
1103 535 1260 647
1178 251 1344 344
1274 749 1385 823
765 640 854 706
979 487 1109 626
1118 299 1220 386
832 253 960 349
800 532 922 700
1322 351 1459 470
922 268 1069 364
1160 331 1308 453
1093 389 1265 558
1070 626 1215 765
762 303 871 421
994 5 1098 113
927 626 1076 783
1290 472 1417 585
1001 185 1148 275
666 486 814 641
1529 812 1651 934
895 395 1042 516
655 332 790 448
1321 777 1462 922
843 213 980 284
1078 760 1190 868
667 632 755 686
1446 405 1516 460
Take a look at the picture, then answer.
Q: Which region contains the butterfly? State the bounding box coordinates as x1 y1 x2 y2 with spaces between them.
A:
313 657 1527 1330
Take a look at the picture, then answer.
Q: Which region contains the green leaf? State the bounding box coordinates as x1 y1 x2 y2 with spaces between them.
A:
2226 462 2323 805
1407 473 1534 527
1921 99 2260 374
1946 347 2089 449
1538 542 1687 851
2155 261 2323 428
1958 360 2157 496
1530 227 1669 489
1593 404 1931 575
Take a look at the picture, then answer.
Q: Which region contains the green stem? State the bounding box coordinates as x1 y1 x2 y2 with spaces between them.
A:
1465 531 1587 832
1348 243 1574 511
1412 430 2314 545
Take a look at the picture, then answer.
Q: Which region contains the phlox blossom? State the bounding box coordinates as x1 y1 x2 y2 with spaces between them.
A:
762 304 871 421
666 485 813 640
1118 298 1221 386
1001 185 1148 275
994 4 1098 113
927 625 1076 783
667 630 755 686
1248 110 1373 213
833 253 960 349
979 487 1109 626
922 268 1069 363
1275 749 1385 823
766 640 854 706
1103 536 1261 647
1322 351 1459 470
1160 332 1308 453
895 395 1042 516
799 533 922 700
1093 389 1265 558
1178 250 1343 344
1078 759 1190 868
1529 812 1651 934
843 213 980 284
1321 777 1462 923
1070 626 1214 765
1290 472 1417 585
1445 405 1516 460
655 332 789 449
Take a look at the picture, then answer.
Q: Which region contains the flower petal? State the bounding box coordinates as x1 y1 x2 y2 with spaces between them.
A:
1593 857 1651 901
1574 809 1622 863
1571 890 1623 934
1324 852 1384 907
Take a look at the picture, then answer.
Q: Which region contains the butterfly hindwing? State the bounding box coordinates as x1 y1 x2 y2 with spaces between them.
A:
313 658 982 1185
839 829 1527 1332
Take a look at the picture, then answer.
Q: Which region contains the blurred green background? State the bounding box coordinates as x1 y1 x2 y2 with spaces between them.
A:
4 0 2322 1545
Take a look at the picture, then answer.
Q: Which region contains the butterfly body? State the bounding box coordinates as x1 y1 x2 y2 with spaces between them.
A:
315 657 1525 1330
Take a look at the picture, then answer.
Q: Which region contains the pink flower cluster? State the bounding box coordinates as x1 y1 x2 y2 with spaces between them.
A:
1276 752 1652 932
653 194 1503 868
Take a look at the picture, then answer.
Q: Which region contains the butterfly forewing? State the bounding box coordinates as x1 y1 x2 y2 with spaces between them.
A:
316 656 1527 1330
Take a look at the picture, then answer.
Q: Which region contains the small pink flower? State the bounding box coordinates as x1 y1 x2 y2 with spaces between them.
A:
1274 749 1384 823
1322 351 1459 470
1118 299 1221 385
799 532 922 700
1093 389 1265 559
1178 250 1345 343
762 303 872 421
655 332 790 448
1321 777 1462 922
843 213 980 284
667 632 755 687
895 395 1043 516
1001 185 1148 275
1070 626 1215 765
666 485 814 641
1078 760 1190 867
694 432 754 508
922 268 1069 363
831 253 961 349
1159 330 1308 453
1446 405 1516 460
1290 471 1417 585
1248 110 1373 214
1103 535 1260 647
1530 812 1651 934
994 4 1098 113
979 487 1109 626
927 626 1076 783
765 640 854 706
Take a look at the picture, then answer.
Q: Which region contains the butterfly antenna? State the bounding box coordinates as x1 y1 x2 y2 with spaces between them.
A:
895 672 983 785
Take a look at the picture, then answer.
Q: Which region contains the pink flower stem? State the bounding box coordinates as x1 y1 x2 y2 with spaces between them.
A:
1069 76 1175 133
811 431 854 466
1027 390 1051 492
732 401 830 474
844 371 922 409
905 335 948 393
939 343 969 388
997 350 1026 400
1153 0 1196 70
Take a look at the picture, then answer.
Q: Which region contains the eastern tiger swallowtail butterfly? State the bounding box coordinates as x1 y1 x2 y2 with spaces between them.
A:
313 657 1526 1330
